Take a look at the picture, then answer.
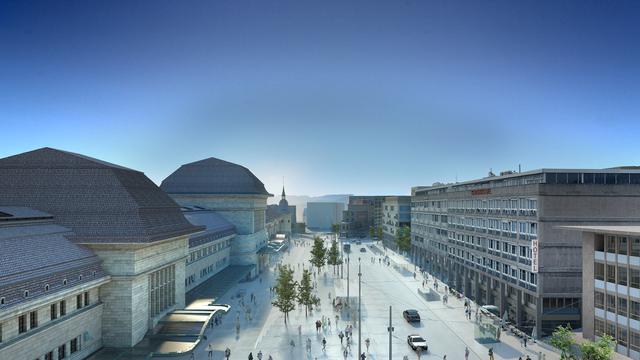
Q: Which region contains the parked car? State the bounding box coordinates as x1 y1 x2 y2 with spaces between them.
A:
355 240 362 245
359 247 366 253
407 334 428 351
402 309 421 322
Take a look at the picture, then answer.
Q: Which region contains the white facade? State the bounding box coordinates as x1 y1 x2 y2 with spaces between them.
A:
306 202 344 231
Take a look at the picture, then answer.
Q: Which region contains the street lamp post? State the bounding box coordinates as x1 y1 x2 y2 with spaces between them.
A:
346 255 350 305
358 257 362 358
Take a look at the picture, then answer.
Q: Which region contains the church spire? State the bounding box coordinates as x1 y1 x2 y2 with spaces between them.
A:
281 176 286 199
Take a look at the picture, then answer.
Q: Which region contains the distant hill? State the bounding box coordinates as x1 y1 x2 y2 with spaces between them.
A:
268 194 351 221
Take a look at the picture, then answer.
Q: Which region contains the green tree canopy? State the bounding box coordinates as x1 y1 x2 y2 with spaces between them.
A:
580 334 614 360
297 269 320 316
396 225 412 252
272 265 297 324
550 324 576 359
310 236 327 271
332 223 340 235
327 239 342 274
376 226 383 241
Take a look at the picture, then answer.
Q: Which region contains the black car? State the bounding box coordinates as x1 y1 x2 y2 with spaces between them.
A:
403 309 420 322
359 247 366 253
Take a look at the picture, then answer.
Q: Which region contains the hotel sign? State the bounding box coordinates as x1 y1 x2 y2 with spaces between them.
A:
531 240 539 273
471 188 491 196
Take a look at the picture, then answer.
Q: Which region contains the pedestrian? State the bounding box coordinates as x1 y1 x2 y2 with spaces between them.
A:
488 347 494 360
190 352 195 360
257 350 263 360
465 346 469 360
322 337 327 351
335 314 339 326
365 338 370 352
526 356 531 360
268 355 273 360
225 347 231 360
403 356 409 360
361 352 366 360
290 339 296 350
339 331 344 344
523 336 528 347
343 349 348 359
208 343 214 359
248 352 253 360
442 356 446 360
306 338 312 353
298 325 302 337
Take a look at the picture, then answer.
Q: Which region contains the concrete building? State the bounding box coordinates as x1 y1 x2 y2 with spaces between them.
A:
0 207 110 360
0 148 202 349
563 225 640 358
341 196 385 237
181 207 236 293
381 196 411 250
160 157 272 276
411 169 640 337
306 202 344 231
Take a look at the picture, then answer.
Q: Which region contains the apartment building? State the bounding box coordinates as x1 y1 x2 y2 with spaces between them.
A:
381 196 411 250
411 169 640 337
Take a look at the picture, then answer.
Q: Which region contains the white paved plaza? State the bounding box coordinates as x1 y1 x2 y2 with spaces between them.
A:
175 234 560 360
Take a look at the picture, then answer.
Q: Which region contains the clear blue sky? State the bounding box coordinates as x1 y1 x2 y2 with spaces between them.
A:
1 0 639 196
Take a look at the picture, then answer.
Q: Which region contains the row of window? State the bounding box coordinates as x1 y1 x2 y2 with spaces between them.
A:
448 216 538 236
187 239 231 264
595 318 640 351
547 172 640 185
448 248 537 285
0 273 97 307
149 265 176 318
0 291 90 344
42 336 82 360
594 263 640 288
595 234 640 257
412 198 539 211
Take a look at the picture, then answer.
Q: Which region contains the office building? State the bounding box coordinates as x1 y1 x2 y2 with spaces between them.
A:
563 225 640 358
341 196 385 237
411 169 640 336
381 196 411 250
306 202 344 231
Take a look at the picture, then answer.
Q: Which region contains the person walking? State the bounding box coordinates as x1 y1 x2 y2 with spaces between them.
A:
465 346 469 360
306 338 312 353
257 350 263 360
442 356 446 360
248 352 254 360
523 336 528 347
365 338 370 352
339 331 344 344
207 343 214 359
225 347 231 360
268 355 273 360
360 352 366 360
488 347 494 360
343 348 349 359
322 337 327 351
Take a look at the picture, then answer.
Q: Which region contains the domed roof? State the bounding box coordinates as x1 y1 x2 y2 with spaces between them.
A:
161 157 271 196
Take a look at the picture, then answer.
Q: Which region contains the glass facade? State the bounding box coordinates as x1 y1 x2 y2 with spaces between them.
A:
149 264 176 318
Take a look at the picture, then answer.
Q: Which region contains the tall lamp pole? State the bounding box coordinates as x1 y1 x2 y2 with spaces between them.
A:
346 255 350 306
358 257 362 358
388 306 393 360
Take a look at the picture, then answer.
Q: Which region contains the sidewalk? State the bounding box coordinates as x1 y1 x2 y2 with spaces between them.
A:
379 244 560 360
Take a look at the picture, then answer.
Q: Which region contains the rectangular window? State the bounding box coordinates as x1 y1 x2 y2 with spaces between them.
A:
607 294 616 313
631 268 640 288
149 264 176 317
619 266 628 286
70 338 78 353
45 352 53 360
619 326 628 347
50 303 58 320
619 297 628 317
84 292 89 306
594 291 605 310
632 301 640 321
58 344 66 359
595 234 605 252
60 300 66 316
18 314 27 334
29 311 37 329
631 331 640 352
633 238 640 257
607 236 616 253
76 294 83 309
607 264 616 283
595 262 605 281
619 236 629 255
595 319 605 337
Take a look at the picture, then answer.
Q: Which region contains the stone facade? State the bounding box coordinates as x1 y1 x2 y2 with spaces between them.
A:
84 236 189 347
0 281 107 360
185 234 233 292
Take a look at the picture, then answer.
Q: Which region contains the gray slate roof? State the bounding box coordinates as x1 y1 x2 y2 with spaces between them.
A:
160 157 271 195
0 207 107 309
0 148 203 243
182 207 235 248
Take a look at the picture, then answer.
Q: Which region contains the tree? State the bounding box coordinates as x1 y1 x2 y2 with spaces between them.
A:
297 269 320 316
272 265 297 324
550 324 576 359
332 223 341 236
376 226 383 241
310 236 327 272
327 239 342 275
369 227 375 239
396 225 412 252
580 334 614 360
